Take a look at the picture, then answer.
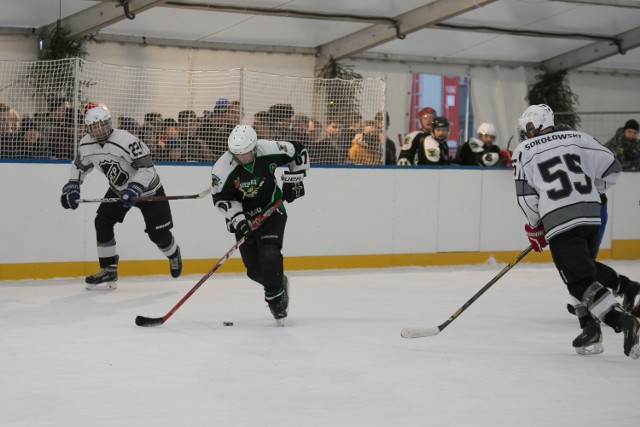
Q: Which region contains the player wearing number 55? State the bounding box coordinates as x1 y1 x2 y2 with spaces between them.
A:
60 106 183 290
512 104 639 359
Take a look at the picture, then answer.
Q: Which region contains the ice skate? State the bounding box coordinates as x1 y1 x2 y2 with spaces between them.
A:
266 276 289 326
168 246 182 278
572 318 603 355
619 312 640 359
85 267 118 290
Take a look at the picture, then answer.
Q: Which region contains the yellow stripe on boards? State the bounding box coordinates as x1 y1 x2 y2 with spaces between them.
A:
1 240 638 281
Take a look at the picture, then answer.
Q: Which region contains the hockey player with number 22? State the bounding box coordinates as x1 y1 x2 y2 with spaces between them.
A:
60 107 183 290
211 125 309 325
512 104 640 359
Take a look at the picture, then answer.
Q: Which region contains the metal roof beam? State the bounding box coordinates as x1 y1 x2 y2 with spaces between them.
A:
543 26 640 72
94 33 316 55
315 0 497 66
41 0 169 39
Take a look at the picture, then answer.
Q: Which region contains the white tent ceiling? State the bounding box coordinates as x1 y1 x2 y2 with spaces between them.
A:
3 0 640 73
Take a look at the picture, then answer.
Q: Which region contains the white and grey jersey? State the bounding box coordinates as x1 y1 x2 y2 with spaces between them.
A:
512 130 622 240
69 129 161 196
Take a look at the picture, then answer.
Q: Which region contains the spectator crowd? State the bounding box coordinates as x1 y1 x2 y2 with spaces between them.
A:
1 96 638 170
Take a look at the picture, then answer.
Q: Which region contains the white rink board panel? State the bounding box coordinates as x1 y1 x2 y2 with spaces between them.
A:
437 169 482 252
479 169 528 251
290 167 397 256
1 163 639 265
610 173 640 240
391 167 439 254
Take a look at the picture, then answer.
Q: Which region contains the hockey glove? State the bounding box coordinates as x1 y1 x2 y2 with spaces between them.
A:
525 223 548 253
230 213 253 238
60 181 81 210
499 149 512 167
121 182 144 208
282 171 305 203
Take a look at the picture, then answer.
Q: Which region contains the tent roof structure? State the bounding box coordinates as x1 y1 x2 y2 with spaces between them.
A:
3 0 640 73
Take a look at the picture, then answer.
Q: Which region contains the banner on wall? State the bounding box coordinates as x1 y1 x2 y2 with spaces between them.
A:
442 76 460 153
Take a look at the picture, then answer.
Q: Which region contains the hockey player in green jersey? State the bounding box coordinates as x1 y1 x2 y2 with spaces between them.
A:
210 125 309 324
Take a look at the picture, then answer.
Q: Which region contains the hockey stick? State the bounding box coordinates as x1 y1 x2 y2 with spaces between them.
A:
77 187 211 204
400 246 533 339
135 199 284 327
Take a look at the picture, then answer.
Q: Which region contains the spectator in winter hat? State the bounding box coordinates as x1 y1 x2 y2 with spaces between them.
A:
605 118 640 170
213 98 229 117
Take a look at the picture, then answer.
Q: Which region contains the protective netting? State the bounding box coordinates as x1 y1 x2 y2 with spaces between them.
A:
0 58 386 164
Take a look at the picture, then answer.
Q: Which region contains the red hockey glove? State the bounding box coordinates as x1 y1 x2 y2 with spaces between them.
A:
525 223 547 253
499 149 512 167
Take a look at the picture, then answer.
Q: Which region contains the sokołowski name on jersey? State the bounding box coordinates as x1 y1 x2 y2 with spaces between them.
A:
524 132 582 150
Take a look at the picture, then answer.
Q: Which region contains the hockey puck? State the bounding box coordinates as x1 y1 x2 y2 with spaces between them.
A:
223 322 234 326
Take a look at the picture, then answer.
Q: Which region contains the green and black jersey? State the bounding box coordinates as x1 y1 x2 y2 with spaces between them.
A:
211 139 309 220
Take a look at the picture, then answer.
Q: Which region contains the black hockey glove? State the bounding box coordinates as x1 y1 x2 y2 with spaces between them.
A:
121 182 144 208
230 213 253 238
282 171 305 203
60 181 81 210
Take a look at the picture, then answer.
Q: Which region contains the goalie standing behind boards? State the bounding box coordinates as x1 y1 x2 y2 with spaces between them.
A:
210 125 309 322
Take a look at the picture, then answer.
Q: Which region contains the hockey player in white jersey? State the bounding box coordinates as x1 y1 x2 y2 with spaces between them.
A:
210 125 309 324
60 107 182 290
512 104 639 359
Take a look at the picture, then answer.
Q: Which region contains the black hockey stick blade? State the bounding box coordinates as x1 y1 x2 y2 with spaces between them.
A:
400 246 533 339
135 315 165 327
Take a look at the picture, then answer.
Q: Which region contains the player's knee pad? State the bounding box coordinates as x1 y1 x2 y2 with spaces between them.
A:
567 278 593 302
246 268 262 284
580 281 617 321
258 244 284 291
246 244 282 286
595 261 621 294
147 228 173 248
259 244 283 266
95 214 117 244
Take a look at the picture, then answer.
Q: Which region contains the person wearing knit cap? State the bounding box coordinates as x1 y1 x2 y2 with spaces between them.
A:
605 118 640 170
624 119 639 134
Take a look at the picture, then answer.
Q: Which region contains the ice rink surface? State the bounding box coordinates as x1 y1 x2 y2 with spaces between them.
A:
2 260 639 426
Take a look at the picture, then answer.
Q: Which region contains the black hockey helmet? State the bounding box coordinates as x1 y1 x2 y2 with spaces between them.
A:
431 116 449 129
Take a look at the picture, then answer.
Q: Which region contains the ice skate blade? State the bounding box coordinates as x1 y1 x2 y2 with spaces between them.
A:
574 343 603 355
276 318 285 327
85 282 117 291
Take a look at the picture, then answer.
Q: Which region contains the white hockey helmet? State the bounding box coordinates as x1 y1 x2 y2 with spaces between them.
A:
477 122 497 138
84 106 112 143
518 104 554 140
228 125 258 164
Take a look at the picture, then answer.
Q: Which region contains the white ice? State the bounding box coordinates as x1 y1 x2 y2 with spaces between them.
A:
2 260 639 427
